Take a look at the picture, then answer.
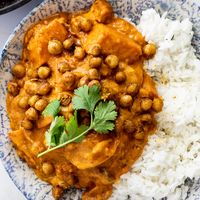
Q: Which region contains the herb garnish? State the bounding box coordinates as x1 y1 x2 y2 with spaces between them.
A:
38 85 117 157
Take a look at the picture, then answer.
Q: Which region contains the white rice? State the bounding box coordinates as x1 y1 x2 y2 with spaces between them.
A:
110 9 200 200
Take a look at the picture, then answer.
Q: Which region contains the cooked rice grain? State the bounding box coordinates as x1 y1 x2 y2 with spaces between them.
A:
110 9 200 200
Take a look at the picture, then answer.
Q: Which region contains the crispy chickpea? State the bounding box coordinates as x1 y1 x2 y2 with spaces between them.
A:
63 38 74 49
88 68 100 80
12 63 26 78
105 54 119 69
143 43 156 57
62 72 76 90
27 68 38 78
80 18 92 32
78 76 89 87
141 98 152 111
120 95 133 108
57 62 70 73
100 63 111 77
42 162 54 175
59 92 72 106
52 186 63 200
7 82 19 96
140 114 152 122
124 120 135 134
115 71 126 83
24 80 38 95
25 107 38 121
152 98 163 112
28 95 40 107
21 119 33 130
127 83 139 96
87 44 101 56
118 62 127 70
134 132 145 140
88 80 101 88
37 82 51 95
35 99 48 111
38 66 51 79
48 39 63 55
18 96 29 109
74 46 85 60
89 57 102 68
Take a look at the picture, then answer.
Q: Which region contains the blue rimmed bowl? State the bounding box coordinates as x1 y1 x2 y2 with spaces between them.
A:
0 0 200 199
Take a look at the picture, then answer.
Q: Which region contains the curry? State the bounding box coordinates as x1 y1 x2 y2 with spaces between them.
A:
6 0 163 199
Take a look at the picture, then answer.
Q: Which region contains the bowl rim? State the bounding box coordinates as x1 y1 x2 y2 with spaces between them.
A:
0 0 45 63
0 0 32 15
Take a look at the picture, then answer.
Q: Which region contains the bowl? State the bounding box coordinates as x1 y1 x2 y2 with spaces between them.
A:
0 0 32 15
0 0 200 199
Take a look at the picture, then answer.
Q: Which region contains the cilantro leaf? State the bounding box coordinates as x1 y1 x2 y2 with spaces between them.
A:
45 116 65 147
38 85 118 157
42 100 60 118
72 85 100 113
65 111 89 142
92 101 117 133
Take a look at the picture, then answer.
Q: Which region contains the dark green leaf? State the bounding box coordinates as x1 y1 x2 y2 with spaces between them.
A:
45 116 65 147
72 85 100 113
92 101 117 133
65 111 89 143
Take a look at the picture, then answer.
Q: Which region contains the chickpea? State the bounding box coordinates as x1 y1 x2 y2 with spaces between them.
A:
59 92 72 106
48 39 63 55
80 18 92 32
105 54 119 69
52 186 63 200
42 162 54 175
127 83 139 96
18 96 29 109
28 95 40 107
100 63 111 77
74 46 85 60
152 98 163 112
115 71 126 83
87 44 101 56
118 62 127 70
140 114 152 122
89 57 102 68
17 79 25 88
24 80 39 95
141 98 152 111
143 43 156 57
37 82 51 95
88 68 100 80
35 99 48 111
25 107 38 121
124 120 135 134
21 119 33 130
7 82 19 96
62 72 76 90
120 95 133 108
57 62 70 73
88 80 101 88
134 132 145 140
12 63 26 78
63 38 74 49
38 66 51 79
27 68 38 78
78 76 89 87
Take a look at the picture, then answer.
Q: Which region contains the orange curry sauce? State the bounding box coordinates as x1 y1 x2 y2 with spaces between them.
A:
6 0 163 199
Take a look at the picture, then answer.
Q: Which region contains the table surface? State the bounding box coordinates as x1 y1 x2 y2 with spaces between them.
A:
0 1 43 199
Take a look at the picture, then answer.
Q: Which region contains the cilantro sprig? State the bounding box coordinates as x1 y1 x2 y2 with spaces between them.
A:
38 85 117 157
